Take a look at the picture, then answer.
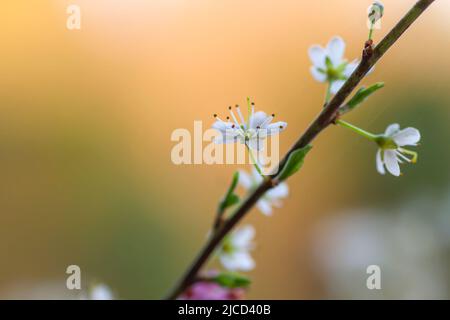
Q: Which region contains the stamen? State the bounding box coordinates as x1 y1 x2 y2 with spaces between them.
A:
396 150 411 163
272 113 275 117
247 101 255 129
214 115 228 123
228 106 240 127
399 147 418 164
235 104 246 124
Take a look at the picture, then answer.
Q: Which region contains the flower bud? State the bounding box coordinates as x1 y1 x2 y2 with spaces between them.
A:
368 1 384 24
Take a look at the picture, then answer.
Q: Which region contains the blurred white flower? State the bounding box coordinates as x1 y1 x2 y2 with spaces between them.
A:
219 225 255 271
312 191 450 299
375 123 421 176
239 168 289 216
89 284 114 300
308 36 368 94
212 103 287 151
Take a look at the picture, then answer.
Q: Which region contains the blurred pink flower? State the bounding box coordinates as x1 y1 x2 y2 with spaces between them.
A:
179 282 244 300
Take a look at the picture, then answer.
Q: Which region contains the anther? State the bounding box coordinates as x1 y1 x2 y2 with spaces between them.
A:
272 113 275 117
228 106 232 110
213 114 217 118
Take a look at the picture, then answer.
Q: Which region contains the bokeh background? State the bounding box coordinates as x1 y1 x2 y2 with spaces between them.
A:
1 0 449 299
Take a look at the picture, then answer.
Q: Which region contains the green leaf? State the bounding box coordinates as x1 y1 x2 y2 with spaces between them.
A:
218 172 240 211
213 272 251 288
222 193 239 209
346 82 384 110
277 145 312 181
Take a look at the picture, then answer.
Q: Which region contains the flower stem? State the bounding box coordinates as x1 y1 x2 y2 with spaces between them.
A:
368 22 375 41
246 143 264 177
324 81 332 106
336 119 377 141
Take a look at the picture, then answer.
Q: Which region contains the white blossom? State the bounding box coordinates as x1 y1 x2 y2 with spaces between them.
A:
219 225 255 271
89 284 114 300
376 123 420 177
239 168 289 216
309 36 370 94
212 103 287 151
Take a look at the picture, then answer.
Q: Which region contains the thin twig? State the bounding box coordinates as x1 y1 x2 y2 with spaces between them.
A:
166 0 436 300
212 207 226 232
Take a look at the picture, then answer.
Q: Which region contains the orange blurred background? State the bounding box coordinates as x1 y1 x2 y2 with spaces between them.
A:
0 0 449 299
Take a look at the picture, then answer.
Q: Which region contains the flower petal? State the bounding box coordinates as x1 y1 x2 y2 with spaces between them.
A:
212 120 233 133
266 182 289 199
231 225 255 249
330 80 345 94
326 36 345 66
234 252 255 271
219 253 240 271
384 149 401 176
257 199 273 216
249 111 269 129
384 123 400 136
344 60 359 78
310 66 327 82
238 170 254 189
184 282 232 300
308 45 326 69
266 121 288 136
90 285 113 300
392 127 421 146
376 149 385 175
220 251 255 271
212 121 239 144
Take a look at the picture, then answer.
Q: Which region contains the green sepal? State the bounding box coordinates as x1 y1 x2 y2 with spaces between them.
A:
277 145 313 181
213 272 251 288
218 172 240 211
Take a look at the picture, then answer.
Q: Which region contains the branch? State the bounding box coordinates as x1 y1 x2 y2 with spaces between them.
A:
166 0 436 300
